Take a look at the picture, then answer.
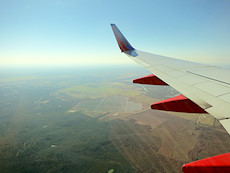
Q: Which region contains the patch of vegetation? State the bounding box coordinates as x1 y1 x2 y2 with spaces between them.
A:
59 85 121 98
0 77 136 173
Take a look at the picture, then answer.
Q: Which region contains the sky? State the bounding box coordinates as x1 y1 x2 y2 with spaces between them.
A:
1 0 230 67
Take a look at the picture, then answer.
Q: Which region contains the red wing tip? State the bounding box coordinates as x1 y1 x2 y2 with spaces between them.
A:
110 24 135 52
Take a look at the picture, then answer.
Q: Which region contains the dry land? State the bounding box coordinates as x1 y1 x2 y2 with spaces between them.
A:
0 67 229 173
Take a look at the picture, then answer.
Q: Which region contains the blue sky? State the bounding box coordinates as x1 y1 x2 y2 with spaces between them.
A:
1 0 230 67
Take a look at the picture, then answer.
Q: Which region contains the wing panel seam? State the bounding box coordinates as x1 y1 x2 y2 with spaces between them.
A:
187 71 230 86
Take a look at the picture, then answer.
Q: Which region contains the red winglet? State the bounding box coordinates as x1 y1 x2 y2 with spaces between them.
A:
151 94 206 113
133 74 168 85
182 152 230 173
111 24 134 52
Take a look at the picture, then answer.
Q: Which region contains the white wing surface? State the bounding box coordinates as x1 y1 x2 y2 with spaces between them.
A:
111 24 230 134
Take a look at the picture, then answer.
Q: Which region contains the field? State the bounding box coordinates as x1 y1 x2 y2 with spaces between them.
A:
68 95 142 113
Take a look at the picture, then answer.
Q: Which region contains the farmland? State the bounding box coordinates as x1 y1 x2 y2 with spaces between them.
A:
0 66 230 173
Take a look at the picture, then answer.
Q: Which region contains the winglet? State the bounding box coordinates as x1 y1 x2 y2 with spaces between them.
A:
111 24 135 52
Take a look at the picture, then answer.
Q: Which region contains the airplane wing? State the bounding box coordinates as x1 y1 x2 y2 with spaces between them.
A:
111 24 230 133
111 24 230 173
